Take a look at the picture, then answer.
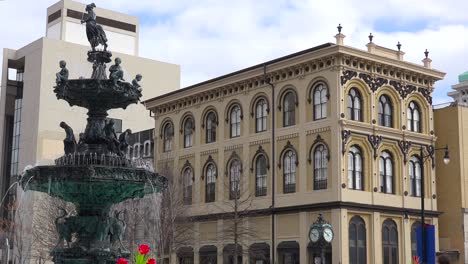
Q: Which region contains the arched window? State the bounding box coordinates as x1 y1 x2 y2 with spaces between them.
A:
283 92 296 127
229 160 241 200
379 151 394 194
411 221 421 259
143 141 151 157
205 163 216 203
313 83 328 120
255 155 267 196
348 146 363 190
407 101 421 132
127 146 132 159
133 143 140 158
163 122 173 152
409 155 422 197
349 216 367 264
283 150 296 193
205 111 217 143
313 145 328 190
378 95 393 127
183 117 194 148
230 105 241 138
382 219 399 264
255 99 268 132
347 88 362 121
182 167 193 205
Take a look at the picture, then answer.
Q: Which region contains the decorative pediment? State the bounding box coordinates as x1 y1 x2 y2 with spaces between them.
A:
201 155 217 180
308 135 330 163
225 151 243 176
278 141 298 168
182 160 195 181
250 146 270 172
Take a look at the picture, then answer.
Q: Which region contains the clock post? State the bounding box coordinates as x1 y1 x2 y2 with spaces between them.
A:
308 213 334 264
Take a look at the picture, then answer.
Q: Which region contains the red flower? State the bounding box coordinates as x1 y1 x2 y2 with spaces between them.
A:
139 244 150 255
117 258 128 264
147 258 156 264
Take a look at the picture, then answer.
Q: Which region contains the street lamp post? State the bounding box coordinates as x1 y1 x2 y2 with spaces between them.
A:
419 144 450 263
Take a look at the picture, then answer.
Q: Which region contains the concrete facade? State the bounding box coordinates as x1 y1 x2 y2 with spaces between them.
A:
146 35 445 264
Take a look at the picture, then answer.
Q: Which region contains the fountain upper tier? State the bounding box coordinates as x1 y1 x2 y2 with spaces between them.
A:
54 50 142 111
54 78 141 111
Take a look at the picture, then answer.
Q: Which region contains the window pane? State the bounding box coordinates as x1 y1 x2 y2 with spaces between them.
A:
407 108 412 130
347 95 353 119
348 153 354 189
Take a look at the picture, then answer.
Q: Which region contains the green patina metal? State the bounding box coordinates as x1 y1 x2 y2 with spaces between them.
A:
459 71 468 83
19 3 166 264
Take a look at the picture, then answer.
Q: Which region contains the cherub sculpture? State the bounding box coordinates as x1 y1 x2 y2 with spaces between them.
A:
56 60 69 85
132 74 142 91
109 57 125 86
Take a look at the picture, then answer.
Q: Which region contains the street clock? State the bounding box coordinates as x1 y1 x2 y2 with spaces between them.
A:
308 213 334 264
308 213 334 244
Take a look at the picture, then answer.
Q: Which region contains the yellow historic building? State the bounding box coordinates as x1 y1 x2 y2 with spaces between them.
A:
145 30 445 264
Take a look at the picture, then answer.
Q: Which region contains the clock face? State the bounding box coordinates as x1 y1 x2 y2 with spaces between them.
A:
309 228 320 243
323 227 333 242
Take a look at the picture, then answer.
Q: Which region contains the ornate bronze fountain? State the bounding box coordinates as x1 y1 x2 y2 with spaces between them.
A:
20 3 167 263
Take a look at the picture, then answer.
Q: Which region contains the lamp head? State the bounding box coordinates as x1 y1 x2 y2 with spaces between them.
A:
443 145 450 165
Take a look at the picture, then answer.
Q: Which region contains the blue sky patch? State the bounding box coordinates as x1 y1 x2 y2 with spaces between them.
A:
374 18 430 33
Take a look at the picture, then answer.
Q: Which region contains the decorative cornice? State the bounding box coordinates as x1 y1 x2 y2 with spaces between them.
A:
224 144 243 151
277 133 299 141
201 149 218 156
340 70 432 104
306 127 331 135
187 201 441 222
249 139 271 146
180 153 195 160
153 55 339 116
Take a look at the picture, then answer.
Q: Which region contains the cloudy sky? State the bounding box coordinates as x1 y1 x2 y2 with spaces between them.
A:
1 0 468 104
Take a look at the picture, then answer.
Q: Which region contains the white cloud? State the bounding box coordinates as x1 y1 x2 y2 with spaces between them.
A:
1 0 467 104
